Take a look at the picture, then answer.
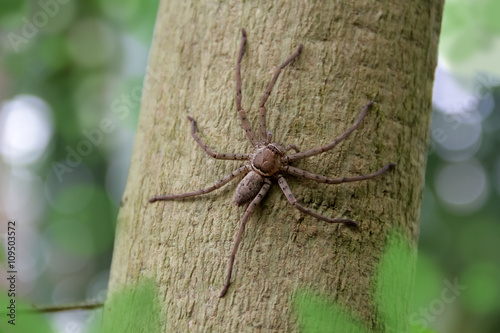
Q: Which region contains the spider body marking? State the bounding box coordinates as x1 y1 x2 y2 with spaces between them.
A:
233 143 284 206
150 28 396 298
251 143 284 176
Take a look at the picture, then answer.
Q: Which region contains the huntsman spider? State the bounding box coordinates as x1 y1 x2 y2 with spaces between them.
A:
150 29 396 297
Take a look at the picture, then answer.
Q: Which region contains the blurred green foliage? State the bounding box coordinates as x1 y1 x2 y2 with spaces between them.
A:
440 0 500 63
0 0 159 331
295 291 367 333
376 231 415 332
0 293 53 333
48 184 116 255
99 278 162 333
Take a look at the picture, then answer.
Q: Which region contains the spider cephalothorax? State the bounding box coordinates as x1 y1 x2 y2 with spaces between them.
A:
251 143 284 176
150 28 396 297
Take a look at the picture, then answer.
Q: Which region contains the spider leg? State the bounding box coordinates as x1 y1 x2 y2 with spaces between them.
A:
258 44 303 143
285 144 300 153
187 116 251 160
149 165 250 203
220 178 272 297
285 101 374 162
266 131 274 144
283 163 396 184
277 176 357 226
235 28 258 146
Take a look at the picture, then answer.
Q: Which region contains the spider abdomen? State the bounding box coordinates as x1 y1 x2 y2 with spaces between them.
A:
233 171 264 206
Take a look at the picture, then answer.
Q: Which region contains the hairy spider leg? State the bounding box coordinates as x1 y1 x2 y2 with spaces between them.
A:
277 176 357 226
149 165 250 202
282 163 396 184
220 178 272 297
284 144 300 153
285 101 374 162
235 28 258 146
258 44 303 144
187 116 251 160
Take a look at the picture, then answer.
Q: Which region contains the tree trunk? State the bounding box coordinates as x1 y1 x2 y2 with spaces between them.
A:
103 1 444 332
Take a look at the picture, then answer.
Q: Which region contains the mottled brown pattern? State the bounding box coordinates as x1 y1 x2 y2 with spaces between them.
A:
233 171 264 206
252 146 281 175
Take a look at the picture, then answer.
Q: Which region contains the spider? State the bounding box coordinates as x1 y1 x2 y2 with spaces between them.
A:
149 28 396 297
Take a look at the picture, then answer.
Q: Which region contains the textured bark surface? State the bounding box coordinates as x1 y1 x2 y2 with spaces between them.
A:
104 1 444 331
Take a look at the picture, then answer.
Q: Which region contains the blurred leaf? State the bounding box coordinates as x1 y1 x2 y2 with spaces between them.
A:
100 278 162 333
294 291 368 333
294 230 416 332
375 230 416 333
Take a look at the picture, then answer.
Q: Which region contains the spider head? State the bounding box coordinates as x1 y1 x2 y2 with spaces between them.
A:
251 143 284 176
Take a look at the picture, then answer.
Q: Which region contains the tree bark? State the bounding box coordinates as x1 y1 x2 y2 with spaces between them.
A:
103 1 444 332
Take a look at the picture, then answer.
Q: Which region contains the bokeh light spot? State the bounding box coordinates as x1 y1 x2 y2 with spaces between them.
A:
0 95 53 166
431 113 481 152
435 160 488 213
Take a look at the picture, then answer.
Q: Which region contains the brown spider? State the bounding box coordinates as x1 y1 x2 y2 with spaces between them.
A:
150 29 396 297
